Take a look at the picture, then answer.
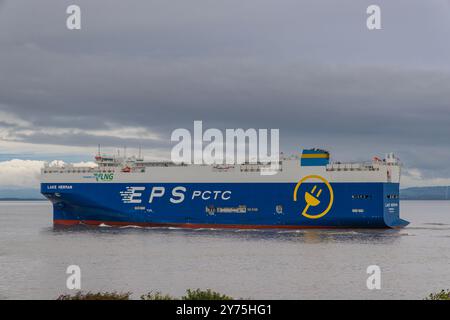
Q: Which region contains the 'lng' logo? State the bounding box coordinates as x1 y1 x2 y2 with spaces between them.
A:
94 173 114 182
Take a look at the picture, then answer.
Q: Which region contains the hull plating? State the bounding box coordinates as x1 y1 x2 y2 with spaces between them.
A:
41 182 408 229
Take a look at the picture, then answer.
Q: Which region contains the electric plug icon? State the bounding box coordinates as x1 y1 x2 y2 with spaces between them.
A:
302 185 323 216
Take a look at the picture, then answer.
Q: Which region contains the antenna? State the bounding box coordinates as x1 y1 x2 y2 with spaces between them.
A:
95 144 102 161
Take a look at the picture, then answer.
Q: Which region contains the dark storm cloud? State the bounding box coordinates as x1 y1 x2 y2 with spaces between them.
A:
13 131 166 149
0 0 449 180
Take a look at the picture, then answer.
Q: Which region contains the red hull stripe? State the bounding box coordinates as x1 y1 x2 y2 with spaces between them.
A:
53 219 341 229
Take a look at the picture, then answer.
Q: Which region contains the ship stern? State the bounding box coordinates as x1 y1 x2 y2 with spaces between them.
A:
383 183 409 228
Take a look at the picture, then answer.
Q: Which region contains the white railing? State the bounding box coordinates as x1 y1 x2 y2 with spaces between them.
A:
326 162 379 172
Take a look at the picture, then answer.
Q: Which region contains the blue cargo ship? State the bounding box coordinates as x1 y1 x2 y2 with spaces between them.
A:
40 149 409 229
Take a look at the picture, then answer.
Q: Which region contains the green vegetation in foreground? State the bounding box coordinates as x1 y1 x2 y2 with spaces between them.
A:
140 291 176 300
58 289 234 300
425 290 450 300
57 291 132 300
55 289 450 300
181 289 233 300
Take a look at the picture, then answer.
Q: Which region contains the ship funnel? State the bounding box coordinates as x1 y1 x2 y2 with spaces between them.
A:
301 148 330 166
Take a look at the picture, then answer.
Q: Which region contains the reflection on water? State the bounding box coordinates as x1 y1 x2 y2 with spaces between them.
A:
51 224 406 245
1 200 450 300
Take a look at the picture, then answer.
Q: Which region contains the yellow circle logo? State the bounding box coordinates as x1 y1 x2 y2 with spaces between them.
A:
293 175 334 219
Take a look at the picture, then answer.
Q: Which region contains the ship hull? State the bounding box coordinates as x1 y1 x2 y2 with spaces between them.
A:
41 182 408 229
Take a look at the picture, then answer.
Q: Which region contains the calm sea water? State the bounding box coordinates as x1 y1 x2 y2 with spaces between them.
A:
0 200 449 300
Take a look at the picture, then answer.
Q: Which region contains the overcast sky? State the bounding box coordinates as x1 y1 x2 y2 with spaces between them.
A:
1 0 450 188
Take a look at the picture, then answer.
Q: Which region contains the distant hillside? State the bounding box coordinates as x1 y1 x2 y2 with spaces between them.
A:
0 188 45 200
400 186 450 200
